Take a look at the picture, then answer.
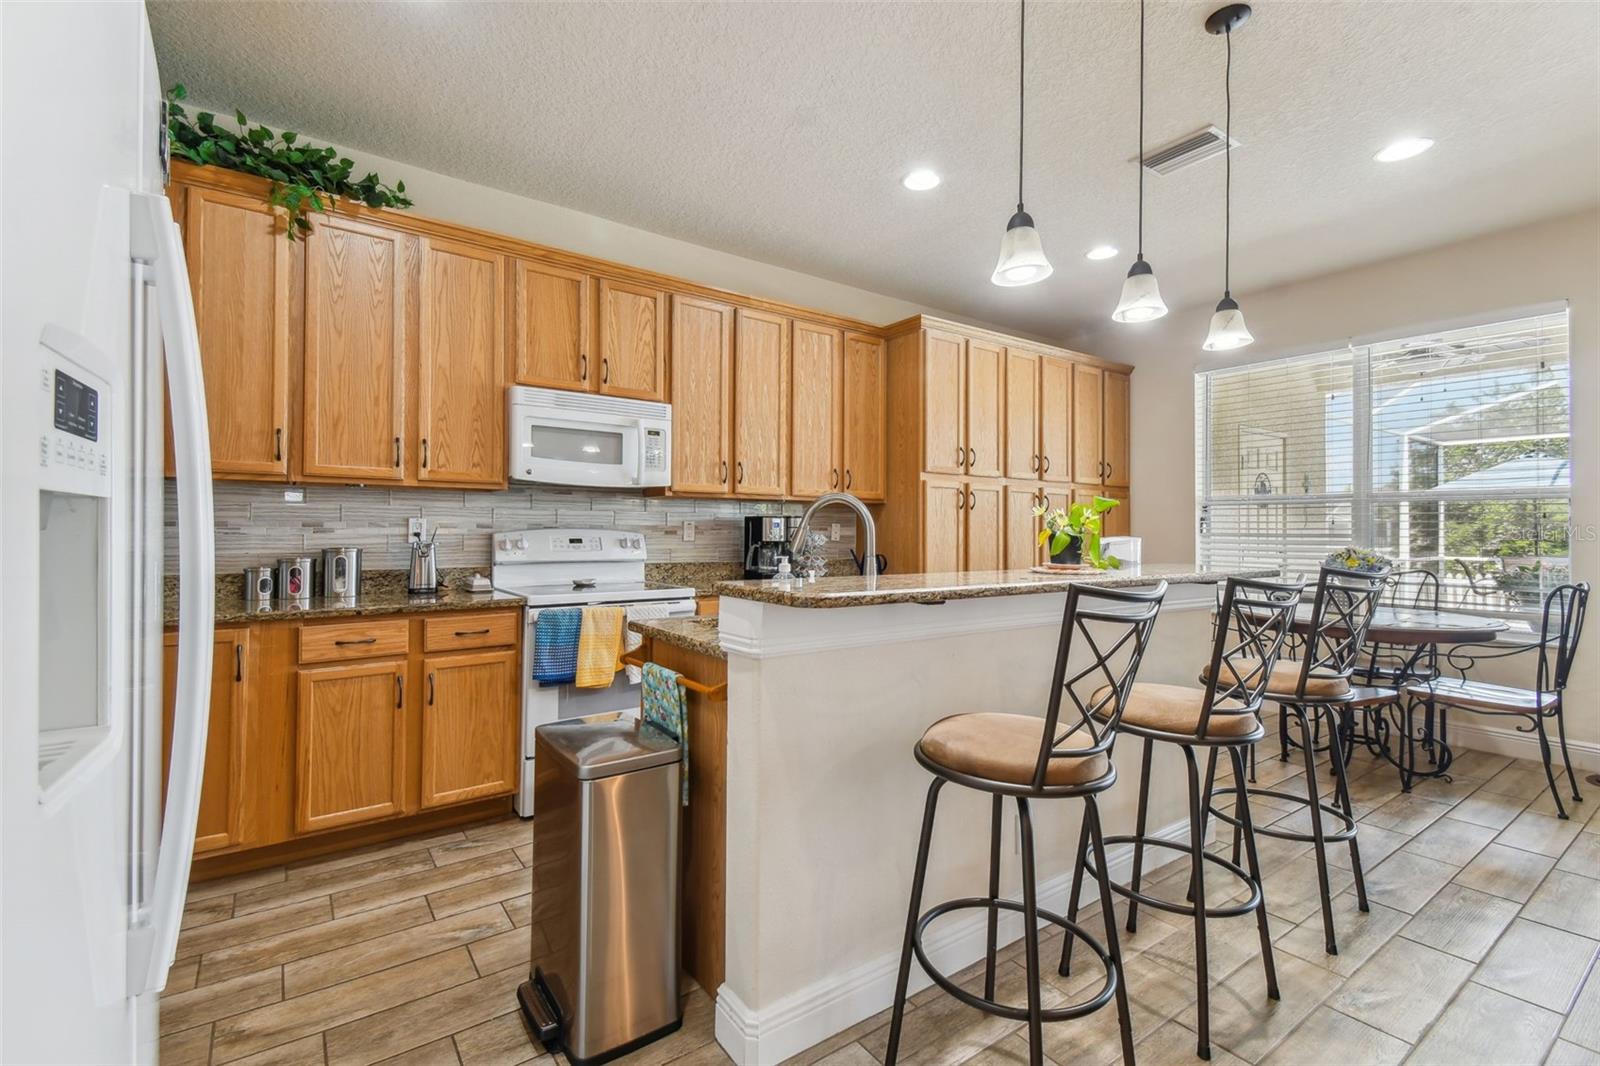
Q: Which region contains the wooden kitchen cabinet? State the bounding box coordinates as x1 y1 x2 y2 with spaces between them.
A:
417 236 506 487
841 331 887 501
419 649 521 808
922 328 966 475
1072 486 1132 538
181 185 291 479
301 214 407 481
1003 482 1045 570
597 278 667 401
671 295 735 494
1071 365 1132 488
964 480 1005 570
789 320 844 497
511 258 591 390
1103 370 1131 489
162 627 249 854
964 339 1005 479
294 659 408 833
920 476 965 573
732 308 789 497
1039 356 1073 484
1004 349 1041 479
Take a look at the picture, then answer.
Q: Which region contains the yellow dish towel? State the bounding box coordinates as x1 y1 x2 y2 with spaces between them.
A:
575 606 627 688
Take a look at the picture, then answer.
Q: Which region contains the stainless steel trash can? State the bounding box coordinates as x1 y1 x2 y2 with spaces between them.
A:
518 715 682 1065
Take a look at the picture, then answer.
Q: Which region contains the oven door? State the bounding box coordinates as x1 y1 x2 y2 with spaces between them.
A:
510 410 641 487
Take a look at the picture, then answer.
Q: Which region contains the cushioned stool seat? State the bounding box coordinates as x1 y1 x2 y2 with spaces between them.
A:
1200 658 1352 699
1090 682 1261 738
919 713 1110 786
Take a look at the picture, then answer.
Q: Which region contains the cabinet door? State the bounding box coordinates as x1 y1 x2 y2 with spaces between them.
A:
597 278 667 400
1104 491 1132 538
963 480 1005 571
789 320 843 497
302 215 407 481
921 477 965 573
417 237 505 486
732 308 789 497
1004 349 1041 479
841 331 887 501
420 650 520 808
1003 483 1044 570
512 259 590 390
922 329 966 475
1039 356 1073 484
295 660 406 833
670 295 734 494
1071 364 1105 484
183 186 291 478
964 339 1005 478
162 628 248 854
1102 370 1131 487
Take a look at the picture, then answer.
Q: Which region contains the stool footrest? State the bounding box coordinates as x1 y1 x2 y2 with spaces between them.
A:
1207 786 1357 843
1086 835 1265 920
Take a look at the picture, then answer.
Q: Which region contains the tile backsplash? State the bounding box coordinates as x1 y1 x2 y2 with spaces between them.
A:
167 482 859 573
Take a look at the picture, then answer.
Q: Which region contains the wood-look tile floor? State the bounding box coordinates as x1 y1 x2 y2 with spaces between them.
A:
162 747 1600 1066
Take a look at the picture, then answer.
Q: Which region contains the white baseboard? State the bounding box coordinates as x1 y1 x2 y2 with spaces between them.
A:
714 815 1196 1065
1444 717 1600 773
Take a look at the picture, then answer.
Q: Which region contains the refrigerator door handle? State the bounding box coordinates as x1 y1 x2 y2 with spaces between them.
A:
127 192 215 996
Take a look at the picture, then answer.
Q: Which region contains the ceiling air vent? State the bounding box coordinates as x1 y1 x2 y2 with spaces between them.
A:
1139 125 1240 175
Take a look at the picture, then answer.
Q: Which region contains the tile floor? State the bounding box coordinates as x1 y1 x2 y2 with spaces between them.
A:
161 746 1600 1066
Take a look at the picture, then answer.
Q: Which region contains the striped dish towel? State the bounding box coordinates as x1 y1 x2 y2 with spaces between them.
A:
532 608 582 686
575 606 627 688
641 661 689 806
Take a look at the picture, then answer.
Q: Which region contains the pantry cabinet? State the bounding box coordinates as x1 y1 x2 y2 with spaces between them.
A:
964 339 1005 479
1004 349 1041 479
732 308 789 497
670 295 736 494
1039 356 1074 485
511 258 591 391
841 331 887 501
419 649 521 808
920 476 1004 572
162 627 248 854
1071 364 1132 491
1003 483 1045 570
417 236 506 487
597 278 668 401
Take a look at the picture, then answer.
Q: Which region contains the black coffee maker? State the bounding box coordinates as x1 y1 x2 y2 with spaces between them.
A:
742 516 801 578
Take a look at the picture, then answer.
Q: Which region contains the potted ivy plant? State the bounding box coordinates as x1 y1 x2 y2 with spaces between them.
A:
1033 497 1121 569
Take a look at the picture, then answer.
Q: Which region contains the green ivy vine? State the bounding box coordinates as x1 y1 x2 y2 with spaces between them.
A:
165 84 413 239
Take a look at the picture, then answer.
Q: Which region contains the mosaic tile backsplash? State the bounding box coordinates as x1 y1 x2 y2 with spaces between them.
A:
166 482 860 573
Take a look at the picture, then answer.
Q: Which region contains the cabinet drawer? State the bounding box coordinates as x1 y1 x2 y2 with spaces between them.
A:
422 611 520 652
298 618 411 664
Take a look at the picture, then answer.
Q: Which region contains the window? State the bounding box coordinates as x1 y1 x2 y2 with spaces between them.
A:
1196 311 1570 610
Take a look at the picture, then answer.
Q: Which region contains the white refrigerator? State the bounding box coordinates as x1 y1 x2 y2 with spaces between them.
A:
2 3 216 1062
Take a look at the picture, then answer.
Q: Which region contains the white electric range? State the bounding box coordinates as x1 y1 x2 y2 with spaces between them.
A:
491 528 696 814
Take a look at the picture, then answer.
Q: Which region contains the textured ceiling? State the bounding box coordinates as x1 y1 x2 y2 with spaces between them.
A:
148 0 1599 343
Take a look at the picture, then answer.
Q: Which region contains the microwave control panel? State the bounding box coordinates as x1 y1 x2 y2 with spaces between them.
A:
642 428 666 473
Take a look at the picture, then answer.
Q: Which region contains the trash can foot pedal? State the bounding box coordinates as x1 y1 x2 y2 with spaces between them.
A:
518 980 561 1046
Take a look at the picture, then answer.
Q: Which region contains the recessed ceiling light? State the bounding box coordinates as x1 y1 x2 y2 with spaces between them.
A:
902 169 941 191
1085 245 1119 261
1374 137 1435 163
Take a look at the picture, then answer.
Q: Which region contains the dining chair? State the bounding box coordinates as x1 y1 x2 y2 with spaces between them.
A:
1405 582 1590 819
1350 568 1443 764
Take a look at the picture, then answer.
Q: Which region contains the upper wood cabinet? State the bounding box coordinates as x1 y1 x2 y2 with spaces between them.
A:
419 649 520 808
301 214 407 482
1004 349 1041 479
417 237 506 487
512 259 590 391
841 331 887 501
1039 356 1073 484
671 295 735 495
922 328 966 475
162 627 248 854
182 185 291 479
733 308 789 497
598 278 667 401
294 659 407 833
1071 365 1132 487
1103 370 1131 488
964 339 1004 479
790 320 844 497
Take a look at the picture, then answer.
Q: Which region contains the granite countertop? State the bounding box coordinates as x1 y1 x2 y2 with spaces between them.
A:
644 562 744 597
166 568 525 626
715 563 1281 609
628 617 725 660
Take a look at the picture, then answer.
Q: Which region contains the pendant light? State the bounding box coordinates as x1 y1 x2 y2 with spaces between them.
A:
991 0 1052 287
1202 3 1254 351
1112 0 1168 323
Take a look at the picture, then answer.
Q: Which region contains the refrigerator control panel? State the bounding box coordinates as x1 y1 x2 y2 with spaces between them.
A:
37 333 112 498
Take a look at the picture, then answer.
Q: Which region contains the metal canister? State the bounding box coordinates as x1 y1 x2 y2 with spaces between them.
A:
276 556 313 606
319 546 363 599
242 566 275 607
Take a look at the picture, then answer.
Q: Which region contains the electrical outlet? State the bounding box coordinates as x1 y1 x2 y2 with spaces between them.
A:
682 521 696 542
408 518 426 540
830 522 841 541
283 488 305 503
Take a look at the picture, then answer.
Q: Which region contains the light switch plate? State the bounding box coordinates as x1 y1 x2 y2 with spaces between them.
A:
830 522 841 541
283 488 305 503
682 521 696 542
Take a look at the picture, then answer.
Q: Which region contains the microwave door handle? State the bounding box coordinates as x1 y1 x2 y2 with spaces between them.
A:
127 193 215 996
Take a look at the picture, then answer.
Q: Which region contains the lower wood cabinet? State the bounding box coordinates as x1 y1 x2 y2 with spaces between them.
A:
295 659 408 833
1003 483 1045 570
921 476 1003 572
419 649 520 808
162 627 248 854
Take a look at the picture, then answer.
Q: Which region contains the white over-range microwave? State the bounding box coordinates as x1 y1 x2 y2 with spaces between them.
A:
507 386 672 488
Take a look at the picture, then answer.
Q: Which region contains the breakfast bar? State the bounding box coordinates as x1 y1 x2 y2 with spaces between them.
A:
701 564 1275 1063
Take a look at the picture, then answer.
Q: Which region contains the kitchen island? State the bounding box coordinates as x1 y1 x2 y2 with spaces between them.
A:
704 564 1276 1064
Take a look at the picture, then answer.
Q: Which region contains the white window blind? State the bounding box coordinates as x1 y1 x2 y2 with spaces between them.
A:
1197 311 1571 610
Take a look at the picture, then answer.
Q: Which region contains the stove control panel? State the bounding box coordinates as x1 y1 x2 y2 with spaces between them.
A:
492 528 648 564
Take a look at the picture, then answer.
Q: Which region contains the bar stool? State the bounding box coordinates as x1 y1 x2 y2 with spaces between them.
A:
1208 564 1393 958
1061 575 1303 1060
884 582 1168 1066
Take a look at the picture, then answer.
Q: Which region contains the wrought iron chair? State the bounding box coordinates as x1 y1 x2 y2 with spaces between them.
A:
1063 575 1303 1059
1406 582 1590 818
885 582 1167 1066
1349 568 1444 767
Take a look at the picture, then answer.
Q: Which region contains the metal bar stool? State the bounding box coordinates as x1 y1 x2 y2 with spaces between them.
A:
1062 575 1303 1060
1208 564 1393 958
884 582 1168 1066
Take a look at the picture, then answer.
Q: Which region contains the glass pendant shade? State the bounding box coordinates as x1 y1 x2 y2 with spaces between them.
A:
1202 294 1254 351
991 210 1053 287
1111 257 1168 323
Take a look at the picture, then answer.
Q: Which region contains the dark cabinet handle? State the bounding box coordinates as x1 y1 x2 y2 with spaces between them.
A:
967 447 976 468
845 469 852 489
274 427 283 462
956 490 965 510
454 628 490 637
601 358 610 384
421 438 429 469
393 436 401 468
967 490 976 509
234 644 242 682
335 637 377 646
957 446 965 467
580 353 588 381
395 674 403 708
736 461 744 484
427 672 436 706
831 468 839 489
721 459 728 484
1031 454 1039 472
1042 455 1050 474
1104 461 1113 481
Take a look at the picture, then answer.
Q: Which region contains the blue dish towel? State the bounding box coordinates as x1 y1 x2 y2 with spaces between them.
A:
533 608 582 686
641 662 689 806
